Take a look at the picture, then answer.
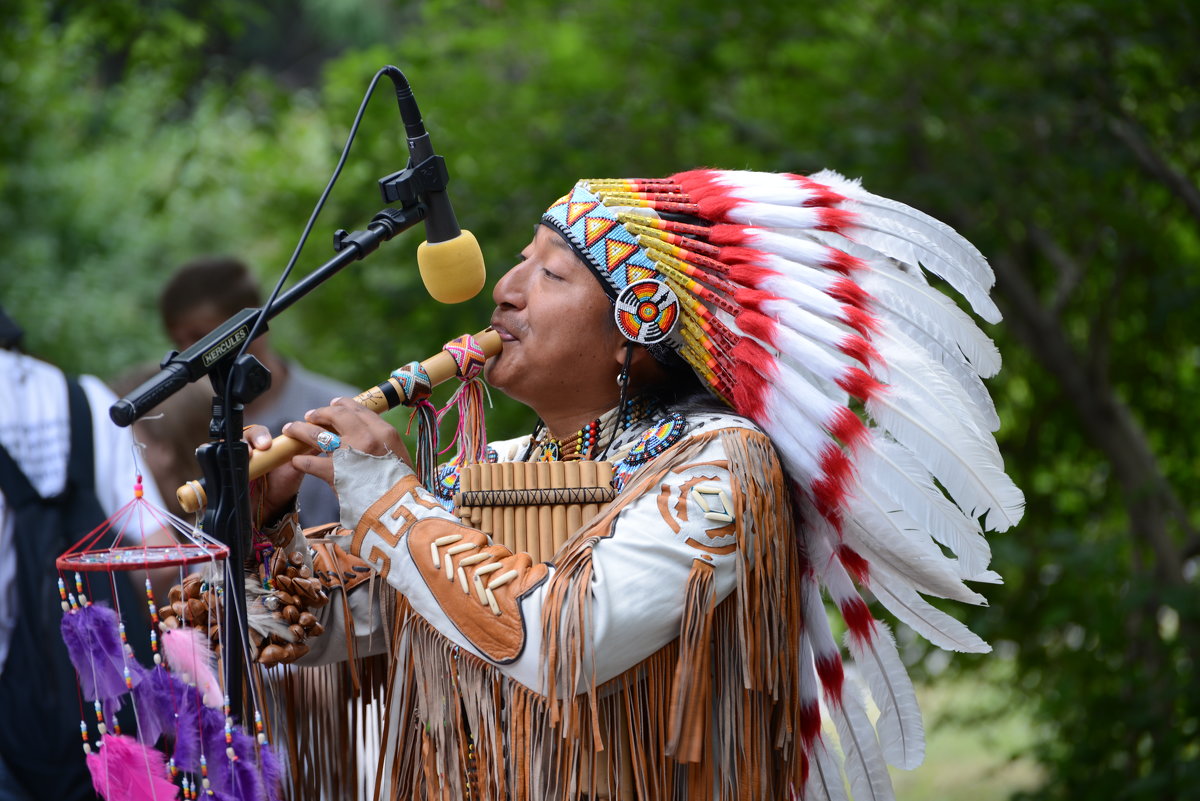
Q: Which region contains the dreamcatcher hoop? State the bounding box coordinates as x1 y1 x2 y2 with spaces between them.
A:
56 475 229 573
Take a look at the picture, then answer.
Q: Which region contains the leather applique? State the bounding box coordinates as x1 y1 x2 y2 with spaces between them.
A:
309 533 375 594
406 518 548 664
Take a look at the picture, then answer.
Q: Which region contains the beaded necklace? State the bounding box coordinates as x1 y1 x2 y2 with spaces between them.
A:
528 397 653 462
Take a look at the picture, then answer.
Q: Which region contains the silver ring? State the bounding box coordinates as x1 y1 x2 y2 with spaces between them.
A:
315 431 341 454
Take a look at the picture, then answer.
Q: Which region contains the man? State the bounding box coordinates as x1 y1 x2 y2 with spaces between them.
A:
159 256 358 527
245 170 1023 799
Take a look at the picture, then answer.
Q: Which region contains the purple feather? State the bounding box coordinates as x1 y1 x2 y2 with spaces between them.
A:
207 727 263 800
59 603 138 703
227 745 265 801
130 663 182 746
170 688 224 772
259 742 285 801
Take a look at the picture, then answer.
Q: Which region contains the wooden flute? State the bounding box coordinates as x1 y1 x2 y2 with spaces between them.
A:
176 328 502 514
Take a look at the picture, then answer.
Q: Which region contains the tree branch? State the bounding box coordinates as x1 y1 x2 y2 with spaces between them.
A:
991 242 1194 582
1108 114 1200 227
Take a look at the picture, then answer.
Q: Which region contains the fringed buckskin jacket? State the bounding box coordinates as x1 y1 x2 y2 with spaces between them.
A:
287 410 806 800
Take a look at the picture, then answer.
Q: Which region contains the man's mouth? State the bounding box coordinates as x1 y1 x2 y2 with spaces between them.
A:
490 318 520 343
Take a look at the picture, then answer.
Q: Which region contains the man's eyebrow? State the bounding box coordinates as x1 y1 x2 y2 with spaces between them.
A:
544 229 574 254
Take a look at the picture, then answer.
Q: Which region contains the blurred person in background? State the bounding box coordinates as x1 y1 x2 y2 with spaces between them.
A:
159 256 357 528
110 365 214 520
0 305 174 801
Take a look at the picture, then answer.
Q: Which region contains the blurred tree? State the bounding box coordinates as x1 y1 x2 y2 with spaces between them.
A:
1 0 1196 797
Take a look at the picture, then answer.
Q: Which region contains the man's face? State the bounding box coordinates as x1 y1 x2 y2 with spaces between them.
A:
487 225 624 413
167 303 269 362
167 304 225 351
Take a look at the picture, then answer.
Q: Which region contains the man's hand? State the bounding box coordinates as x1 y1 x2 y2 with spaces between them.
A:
244 424 306 522
283 397 413 486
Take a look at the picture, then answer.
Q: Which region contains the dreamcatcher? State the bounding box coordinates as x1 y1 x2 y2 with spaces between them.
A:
55 473 283 801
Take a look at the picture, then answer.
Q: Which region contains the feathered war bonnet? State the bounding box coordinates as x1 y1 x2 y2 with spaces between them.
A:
542 170 1025 788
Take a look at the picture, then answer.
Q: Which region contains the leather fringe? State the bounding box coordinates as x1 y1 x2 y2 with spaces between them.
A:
370 427 806 800
266 427 806 799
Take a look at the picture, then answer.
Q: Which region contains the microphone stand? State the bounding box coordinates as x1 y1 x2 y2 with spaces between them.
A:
111 201 430 721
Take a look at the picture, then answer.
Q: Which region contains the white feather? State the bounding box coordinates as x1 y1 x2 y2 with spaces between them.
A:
865 330 1024 530
843 485 988 605
828 680 897 801
709 170 828 206
809 169 994 292
755 269 853 324
806 731 852 801
854 437 992 578
803 575 896 801
860 264 1001 378
805 226 1001 324
845 623 925 770
727 201 828 231
817 550 927 771
868 565 992 654
773 325 857 387
866 386 1023 531
886 318 1001 433
842 216 1000 324
746 228 843 268
873 327 1001 447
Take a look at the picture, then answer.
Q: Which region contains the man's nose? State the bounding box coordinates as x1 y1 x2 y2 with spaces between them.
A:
492 260 527 309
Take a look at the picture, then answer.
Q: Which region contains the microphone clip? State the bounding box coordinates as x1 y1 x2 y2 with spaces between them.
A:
378 153 450 207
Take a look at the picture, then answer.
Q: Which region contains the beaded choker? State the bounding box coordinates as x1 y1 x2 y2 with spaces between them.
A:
529 397 654 461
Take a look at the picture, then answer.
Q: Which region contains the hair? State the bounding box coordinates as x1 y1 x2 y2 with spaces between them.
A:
639 342 729 414
159 256 262 329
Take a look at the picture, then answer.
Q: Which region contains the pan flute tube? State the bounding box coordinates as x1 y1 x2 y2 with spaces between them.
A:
549 461 568 555
480 461 494 536
523 462 539 561
501 463 516 551
578 461 599 523
565 461 582 539
536 462 553 562
510 462 526 556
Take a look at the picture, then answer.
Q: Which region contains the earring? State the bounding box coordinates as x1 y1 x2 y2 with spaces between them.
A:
616 342 634 419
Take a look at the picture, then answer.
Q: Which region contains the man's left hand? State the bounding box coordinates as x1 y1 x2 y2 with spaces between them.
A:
283 397 412 486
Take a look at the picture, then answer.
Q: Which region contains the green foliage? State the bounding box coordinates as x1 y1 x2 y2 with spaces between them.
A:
2 0 1198 797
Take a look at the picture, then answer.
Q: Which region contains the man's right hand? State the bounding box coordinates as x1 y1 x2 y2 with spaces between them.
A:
244 424 306 523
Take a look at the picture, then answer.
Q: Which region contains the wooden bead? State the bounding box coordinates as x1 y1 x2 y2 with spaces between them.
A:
259 644 286 665
186 599 207 622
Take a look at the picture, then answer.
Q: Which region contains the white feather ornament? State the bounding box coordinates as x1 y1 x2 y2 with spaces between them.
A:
867 565 992 654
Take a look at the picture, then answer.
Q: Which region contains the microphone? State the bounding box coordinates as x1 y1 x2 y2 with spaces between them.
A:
382 66 486 304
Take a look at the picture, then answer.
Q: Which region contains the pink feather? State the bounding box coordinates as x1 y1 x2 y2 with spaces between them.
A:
86 733 179 800
161 627 223 708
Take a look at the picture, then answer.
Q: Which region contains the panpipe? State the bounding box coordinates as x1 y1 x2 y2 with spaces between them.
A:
454 460 615 564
